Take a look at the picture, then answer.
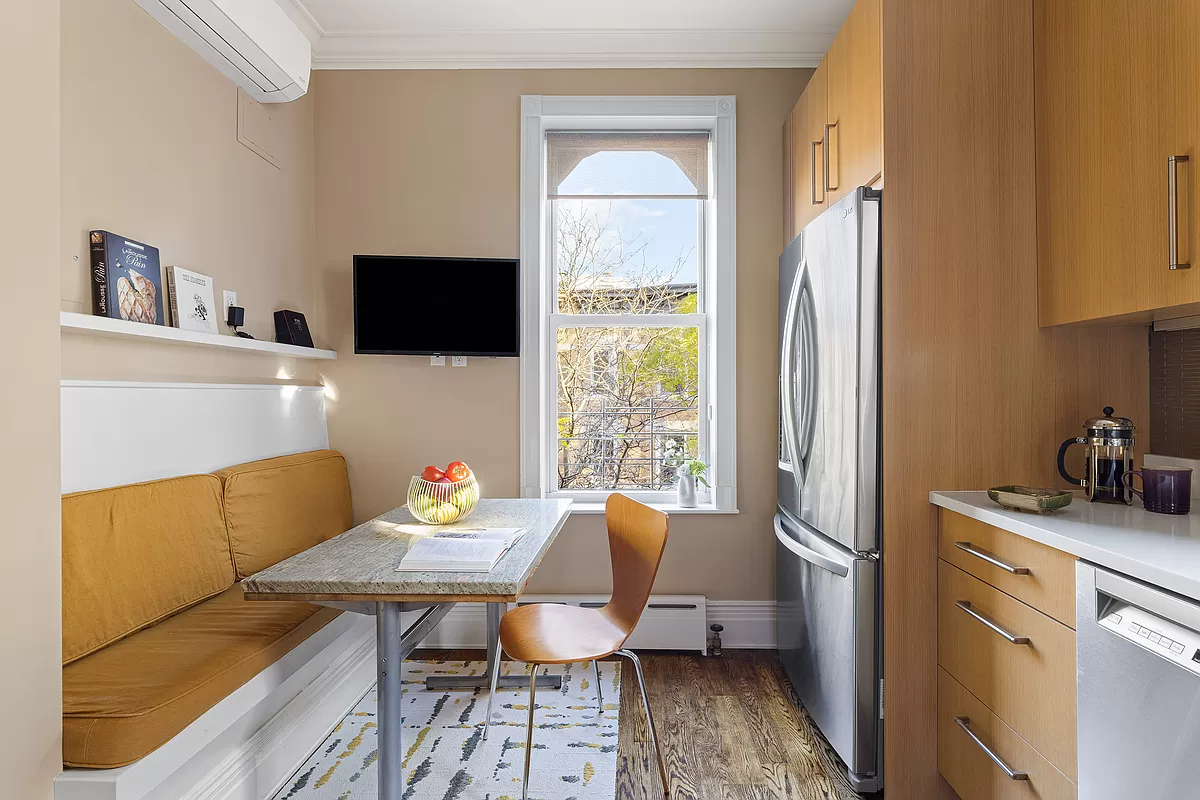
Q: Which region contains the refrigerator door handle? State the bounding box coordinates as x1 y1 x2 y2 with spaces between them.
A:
774 515 850 578
780 266 805 481
797 284 818 463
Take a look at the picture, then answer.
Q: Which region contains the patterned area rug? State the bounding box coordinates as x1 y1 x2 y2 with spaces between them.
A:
272 660 622 800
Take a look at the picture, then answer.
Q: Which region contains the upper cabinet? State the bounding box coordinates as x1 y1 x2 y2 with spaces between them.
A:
788 62 828 237
825 0 883 206
784 0 882 242
1036 0 1199 325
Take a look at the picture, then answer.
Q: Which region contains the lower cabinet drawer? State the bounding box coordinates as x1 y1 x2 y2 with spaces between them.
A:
939 667 1076 800
938 559 1076 779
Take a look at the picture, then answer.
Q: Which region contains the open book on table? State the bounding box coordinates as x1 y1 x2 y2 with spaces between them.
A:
396 527 529 572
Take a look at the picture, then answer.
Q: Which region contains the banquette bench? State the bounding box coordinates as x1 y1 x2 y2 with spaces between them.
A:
61 449 352 770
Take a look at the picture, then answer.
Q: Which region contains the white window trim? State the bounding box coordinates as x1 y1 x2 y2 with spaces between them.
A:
519 95 738 512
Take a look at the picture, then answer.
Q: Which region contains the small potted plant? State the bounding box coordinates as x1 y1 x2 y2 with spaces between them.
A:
673 458 709 508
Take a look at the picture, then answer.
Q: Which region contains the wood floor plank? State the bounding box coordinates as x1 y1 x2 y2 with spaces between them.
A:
413 648 866 800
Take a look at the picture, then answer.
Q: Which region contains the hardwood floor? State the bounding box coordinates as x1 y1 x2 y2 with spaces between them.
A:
412 649 865 800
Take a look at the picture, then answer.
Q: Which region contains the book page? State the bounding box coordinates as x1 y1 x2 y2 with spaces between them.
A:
435 527 526 543
396 536 510 571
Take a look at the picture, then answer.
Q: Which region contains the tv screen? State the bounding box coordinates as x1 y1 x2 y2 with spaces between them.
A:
353 255 520 357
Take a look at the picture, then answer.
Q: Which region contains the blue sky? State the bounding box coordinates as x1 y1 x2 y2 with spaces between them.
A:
557 151 701 285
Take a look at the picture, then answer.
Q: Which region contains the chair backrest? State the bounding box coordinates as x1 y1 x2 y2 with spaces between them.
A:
603 493 670 638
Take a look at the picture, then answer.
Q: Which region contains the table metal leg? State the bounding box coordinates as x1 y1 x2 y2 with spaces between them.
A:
377 602 404 800
424 601 562 691
486 601 502 675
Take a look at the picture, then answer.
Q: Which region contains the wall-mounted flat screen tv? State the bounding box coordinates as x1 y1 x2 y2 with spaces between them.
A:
353 255 520 357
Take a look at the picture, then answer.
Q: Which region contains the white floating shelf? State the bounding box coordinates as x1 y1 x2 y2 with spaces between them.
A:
60 312 337 360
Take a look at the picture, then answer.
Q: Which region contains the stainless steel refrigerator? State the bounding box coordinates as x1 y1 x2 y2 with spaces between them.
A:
776 186 882 793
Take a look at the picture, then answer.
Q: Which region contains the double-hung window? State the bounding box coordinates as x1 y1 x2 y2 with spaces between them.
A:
519 96 737 511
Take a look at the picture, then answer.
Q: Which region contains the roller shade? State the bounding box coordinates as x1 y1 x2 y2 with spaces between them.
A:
546 131 710 198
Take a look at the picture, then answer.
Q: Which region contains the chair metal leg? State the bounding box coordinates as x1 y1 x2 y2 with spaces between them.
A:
483 646 504 740
593 659 604 711
617 649 669 798
523 663 539 800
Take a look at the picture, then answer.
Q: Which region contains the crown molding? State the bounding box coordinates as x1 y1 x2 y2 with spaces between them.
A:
274 0 324 43
305 27 832 70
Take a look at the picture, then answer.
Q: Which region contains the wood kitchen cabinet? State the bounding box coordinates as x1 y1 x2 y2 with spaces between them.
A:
788 62 827 237
784 0 881 241
1036 0 1200 326
825 0 883 207
937 509 1078 799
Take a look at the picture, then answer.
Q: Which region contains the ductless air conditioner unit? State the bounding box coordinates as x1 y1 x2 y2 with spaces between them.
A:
134 0 311 103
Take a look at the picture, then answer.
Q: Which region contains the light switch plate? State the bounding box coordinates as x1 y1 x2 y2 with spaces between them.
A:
430 356 446 366
452 356 467 367
223 290 237 311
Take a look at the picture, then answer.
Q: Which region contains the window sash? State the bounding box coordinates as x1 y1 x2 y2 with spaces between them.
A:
549 317 707 498
550 197 707 315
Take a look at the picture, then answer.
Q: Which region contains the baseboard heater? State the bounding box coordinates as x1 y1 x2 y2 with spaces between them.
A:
509 594 709 654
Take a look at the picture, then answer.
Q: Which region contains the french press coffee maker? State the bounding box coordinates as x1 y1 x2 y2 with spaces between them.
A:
1057 407 1135 504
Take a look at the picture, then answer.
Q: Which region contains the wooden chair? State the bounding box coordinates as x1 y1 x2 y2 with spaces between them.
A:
483 493 671 799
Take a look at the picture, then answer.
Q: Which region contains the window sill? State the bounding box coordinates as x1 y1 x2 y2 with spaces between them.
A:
568 501 739 515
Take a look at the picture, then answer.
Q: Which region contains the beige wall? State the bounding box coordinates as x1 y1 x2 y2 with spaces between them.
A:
1 1 62 797
314 69 808 600
60 0 321 386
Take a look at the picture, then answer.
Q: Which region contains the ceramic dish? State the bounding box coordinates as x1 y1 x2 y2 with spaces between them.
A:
987 485 1074 514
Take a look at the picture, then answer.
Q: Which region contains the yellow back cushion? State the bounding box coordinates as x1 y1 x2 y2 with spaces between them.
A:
215 450 353 579
62 475 235 665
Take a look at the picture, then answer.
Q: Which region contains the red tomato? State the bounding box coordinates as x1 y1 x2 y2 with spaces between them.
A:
421 465 445 482
445 461 472 482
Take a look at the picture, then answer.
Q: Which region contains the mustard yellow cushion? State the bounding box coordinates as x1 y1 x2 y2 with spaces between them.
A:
62 586 340 768
215 450 353 579
62 475 235 665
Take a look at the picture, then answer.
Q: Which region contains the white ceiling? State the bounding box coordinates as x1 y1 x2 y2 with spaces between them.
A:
276 0 852 70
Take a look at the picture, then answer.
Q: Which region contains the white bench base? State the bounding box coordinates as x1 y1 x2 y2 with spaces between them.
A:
54 612 376 800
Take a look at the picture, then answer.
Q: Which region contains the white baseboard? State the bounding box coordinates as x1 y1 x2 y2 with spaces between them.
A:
707 601 778 649
414 598 778 651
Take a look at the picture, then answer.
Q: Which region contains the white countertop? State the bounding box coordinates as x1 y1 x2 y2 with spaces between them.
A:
930 491 1200 602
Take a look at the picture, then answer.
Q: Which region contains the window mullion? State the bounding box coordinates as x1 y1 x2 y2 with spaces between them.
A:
550 313 704 328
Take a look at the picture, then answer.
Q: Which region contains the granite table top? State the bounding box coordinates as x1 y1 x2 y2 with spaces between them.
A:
243 498 574 602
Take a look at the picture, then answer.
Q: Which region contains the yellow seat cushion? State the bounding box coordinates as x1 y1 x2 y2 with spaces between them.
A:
62 586 340 768
215 450 353 579
62 475 235 665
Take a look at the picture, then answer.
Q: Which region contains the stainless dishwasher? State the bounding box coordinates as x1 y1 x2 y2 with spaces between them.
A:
1077 562 1200 799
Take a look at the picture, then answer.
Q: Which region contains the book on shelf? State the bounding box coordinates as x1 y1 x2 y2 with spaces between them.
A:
89 230 164 326
396 527 528 572
166 266 218 334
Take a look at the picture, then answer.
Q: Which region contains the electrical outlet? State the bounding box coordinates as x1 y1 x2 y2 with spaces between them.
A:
430 355 446 366
223 290 237 310
452 356 467 367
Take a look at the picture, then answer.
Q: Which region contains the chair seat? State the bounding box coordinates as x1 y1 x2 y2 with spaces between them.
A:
62 585 340 768
498 603 628 664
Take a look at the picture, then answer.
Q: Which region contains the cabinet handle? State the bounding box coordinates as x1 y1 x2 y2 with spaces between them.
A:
953 541 1030 574
810 140 824 205
1169 155 1190 270
955 600 1031 645
823 122 839 192
954 717 1030 781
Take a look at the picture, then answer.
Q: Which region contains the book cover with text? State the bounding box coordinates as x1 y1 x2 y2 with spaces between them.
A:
89 230 164 325
166 266 218 334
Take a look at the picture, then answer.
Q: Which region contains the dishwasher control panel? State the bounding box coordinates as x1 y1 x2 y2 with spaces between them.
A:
1101 601 1200 676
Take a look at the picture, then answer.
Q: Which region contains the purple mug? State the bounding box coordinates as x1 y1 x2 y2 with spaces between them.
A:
1123 466 1193 515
